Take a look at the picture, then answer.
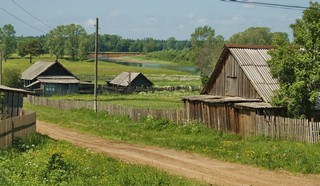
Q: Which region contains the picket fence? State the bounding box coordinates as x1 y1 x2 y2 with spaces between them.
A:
0 111 36 148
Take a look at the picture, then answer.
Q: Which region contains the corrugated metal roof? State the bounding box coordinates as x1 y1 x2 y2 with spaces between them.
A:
110 72 141 87
229 47 279 103
21 61 55 80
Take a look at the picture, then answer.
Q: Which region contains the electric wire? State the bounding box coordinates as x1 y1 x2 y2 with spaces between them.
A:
221 0 308 11
0 5 47 34
11 0 53 29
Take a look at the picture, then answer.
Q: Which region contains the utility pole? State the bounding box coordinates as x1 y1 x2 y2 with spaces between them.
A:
94 17 99 112
0 52 2 85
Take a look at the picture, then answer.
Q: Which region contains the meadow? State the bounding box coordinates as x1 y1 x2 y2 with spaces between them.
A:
26 104 320 175
0 134 204 186
3 55 200 87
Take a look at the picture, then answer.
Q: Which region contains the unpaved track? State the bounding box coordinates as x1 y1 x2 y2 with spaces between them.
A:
37 121 320 186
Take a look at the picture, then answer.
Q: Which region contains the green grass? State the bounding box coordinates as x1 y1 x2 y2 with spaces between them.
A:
25 105 320 174
4 55 200 87
0 134 204 186
51 90 198 109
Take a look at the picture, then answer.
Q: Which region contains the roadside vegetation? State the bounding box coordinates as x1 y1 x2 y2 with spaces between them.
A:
26 104 320 175
0 134 204 186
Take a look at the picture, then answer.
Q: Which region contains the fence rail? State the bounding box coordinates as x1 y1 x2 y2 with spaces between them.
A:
0 111 36 148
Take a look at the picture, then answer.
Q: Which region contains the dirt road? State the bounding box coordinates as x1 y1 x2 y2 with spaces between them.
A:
37 121 320 186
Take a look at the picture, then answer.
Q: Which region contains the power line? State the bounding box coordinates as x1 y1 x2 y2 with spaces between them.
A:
0 5 47 34
221 0 308 11
11 0 53 29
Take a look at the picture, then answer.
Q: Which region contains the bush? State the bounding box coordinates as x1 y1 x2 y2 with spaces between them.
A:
2 68 23 88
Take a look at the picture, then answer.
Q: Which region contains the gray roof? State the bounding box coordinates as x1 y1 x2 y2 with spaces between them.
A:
21 61 55 80
37 76 80 84
229 47 279 103
110 72 142 87
0 85 30 93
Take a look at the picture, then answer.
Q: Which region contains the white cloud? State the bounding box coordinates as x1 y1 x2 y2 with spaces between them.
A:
86 19 96 27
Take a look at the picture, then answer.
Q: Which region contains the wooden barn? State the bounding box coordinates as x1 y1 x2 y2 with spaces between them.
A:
21 61 80 96
107 72 153 93
183 44 285 137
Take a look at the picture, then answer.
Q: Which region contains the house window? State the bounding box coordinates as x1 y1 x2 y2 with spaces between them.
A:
45 84 55 92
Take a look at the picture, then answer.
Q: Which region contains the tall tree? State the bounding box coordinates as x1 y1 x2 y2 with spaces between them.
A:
190 26 224 84
24 39 44 63
64 24 88 61
0 24 16 62
268 2 320 119
45 25 66 61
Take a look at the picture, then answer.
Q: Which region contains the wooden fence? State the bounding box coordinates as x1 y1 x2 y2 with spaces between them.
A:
25 96 185 123
255 115 320 144
25 96 320 144
0 111 36 148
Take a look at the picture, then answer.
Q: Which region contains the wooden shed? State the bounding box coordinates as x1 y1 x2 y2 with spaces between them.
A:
107 72 153 93
0 85 29 119
183 44 285 136
21 61 79 96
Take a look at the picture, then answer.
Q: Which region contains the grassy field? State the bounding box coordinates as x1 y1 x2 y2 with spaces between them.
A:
3 55 200 87
51 90 197 109
0 134 204 186
26 104 320 175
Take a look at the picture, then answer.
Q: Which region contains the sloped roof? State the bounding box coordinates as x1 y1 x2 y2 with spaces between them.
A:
0 85 30 94
109 72 152 87
21 61 78 81
201 44 279 103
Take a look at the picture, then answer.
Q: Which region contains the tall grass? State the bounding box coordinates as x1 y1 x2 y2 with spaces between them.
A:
0 134 204 185
26 104 320 174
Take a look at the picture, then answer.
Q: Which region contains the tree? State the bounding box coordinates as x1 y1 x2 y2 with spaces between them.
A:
166 37 176 50
228 27 289 45
190 26 224 84
64 24 88 61
268 2 320 119
24 39 44 63
45 25 66 61
0 24 16 62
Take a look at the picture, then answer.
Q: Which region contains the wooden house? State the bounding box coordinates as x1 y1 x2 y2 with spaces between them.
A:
183 44 285 136
107 72 153 93
21 61 79 96
0 85 29 119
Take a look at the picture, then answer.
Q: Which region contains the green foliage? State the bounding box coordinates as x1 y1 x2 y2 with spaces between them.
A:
145 48 191 63
2 68 23 88
190 26 225 84
19 39 44 63
228 27 289 45
25 104 320 174
268 2 320 118
0 133 203 185
0 24 16 62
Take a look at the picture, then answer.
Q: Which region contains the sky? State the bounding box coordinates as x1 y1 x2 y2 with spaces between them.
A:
0 0 318 40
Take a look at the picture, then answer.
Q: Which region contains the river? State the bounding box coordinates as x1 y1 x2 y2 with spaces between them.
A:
99 57 198 75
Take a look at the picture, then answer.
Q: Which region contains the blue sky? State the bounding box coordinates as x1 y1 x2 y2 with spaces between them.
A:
0 0 318 40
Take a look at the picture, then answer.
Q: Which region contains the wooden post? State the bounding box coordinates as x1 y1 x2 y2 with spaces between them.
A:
94 17 99 112
0 51 2 85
